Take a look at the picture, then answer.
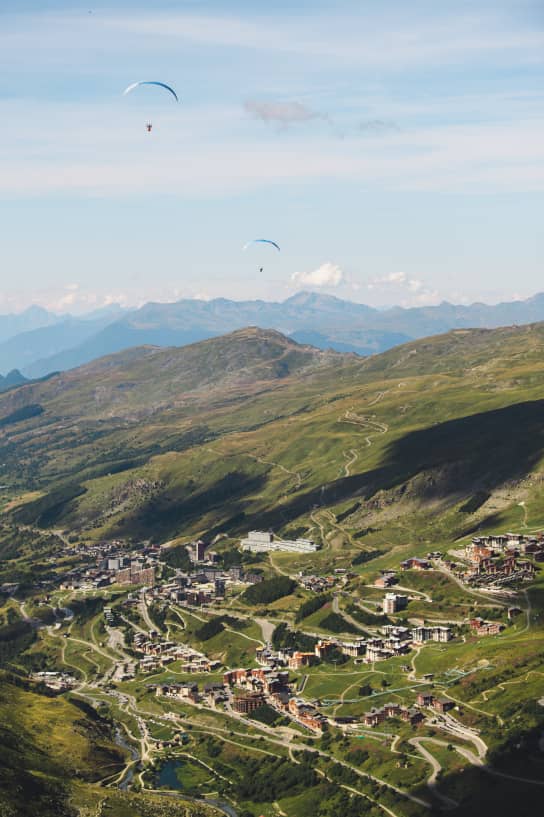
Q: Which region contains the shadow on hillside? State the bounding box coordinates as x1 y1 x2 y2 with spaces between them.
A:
111 471 267 542
408 731 544 817
239 398 544 533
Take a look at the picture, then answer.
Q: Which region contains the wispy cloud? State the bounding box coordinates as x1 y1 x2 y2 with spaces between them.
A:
0 282 197 315
244 99 328 127
359 119 399 135
1 106 543 197
104 10 544 68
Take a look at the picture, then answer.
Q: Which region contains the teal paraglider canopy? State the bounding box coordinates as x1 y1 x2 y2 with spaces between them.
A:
123 81 179 102
243 239 281 252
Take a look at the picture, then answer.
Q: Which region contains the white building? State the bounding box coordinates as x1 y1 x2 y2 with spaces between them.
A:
382 593 408 615
241 530 318 554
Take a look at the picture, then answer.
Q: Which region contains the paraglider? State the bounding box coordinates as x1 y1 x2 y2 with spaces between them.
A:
243 239 281 274
123 81 179 132
243 239 281 253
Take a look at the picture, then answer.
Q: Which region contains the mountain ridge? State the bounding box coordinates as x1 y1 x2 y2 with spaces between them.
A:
5 290 544 378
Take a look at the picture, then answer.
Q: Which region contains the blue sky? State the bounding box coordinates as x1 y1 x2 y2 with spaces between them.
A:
1 0 543 313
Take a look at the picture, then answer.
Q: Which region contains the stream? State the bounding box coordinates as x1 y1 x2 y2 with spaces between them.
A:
113 726 139 790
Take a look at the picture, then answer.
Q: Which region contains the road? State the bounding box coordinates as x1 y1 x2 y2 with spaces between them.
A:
408 737 458 808
139 590 156 631
332 594 371 634
254 617 275 643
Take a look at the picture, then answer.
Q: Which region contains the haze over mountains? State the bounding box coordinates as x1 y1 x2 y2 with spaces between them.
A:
4 291 544 378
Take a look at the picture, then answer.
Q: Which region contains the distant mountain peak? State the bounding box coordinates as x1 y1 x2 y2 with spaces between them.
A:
284 290 343 306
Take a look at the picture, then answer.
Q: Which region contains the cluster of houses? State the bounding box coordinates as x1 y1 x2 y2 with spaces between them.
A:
298 573 339 593
133 630 221 674
363 692 455 727
345 625 452 662
53 535 259 599
155 681 228 707
373 533 541 594
224 666 290 694
254 638 367 670
462 533 542 586
362 702 424 728
140 562 264 610
374 553 441 589
469 617 504 636
254 623 455 671
59 543 158 591
223 667 327 731
415 692 455 713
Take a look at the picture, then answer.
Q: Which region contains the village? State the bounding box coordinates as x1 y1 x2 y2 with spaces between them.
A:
23 526 541 727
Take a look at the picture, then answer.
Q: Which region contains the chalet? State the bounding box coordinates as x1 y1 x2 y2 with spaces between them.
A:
431 698 455 713
401 708 424 725
287 697 328 731
156 683 199 703
363 708 386 727
400 558 430 571
288 651 318 669
470 618 504 636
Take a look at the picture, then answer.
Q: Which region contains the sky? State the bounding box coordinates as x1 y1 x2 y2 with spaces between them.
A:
1 0 543 314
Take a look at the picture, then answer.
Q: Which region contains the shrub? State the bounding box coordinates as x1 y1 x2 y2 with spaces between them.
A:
241 576 296 605
295 593 330 622
195 617 224 641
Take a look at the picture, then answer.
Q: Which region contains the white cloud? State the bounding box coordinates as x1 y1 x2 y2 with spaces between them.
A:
365 271 441 306
291 262 344 288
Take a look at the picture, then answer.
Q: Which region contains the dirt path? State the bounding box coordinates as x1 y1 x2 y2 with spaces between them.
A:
478 669 544 704
208 445 303 489
368 391 387 406
340 409 389 448
342 448 359 477
310 509 334 551
333 677 364 718
408 645 422 681
248 453 302 488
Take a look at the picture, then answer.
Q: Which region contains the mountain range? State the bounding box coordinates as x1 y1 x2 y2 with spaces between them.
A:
5 291 544 378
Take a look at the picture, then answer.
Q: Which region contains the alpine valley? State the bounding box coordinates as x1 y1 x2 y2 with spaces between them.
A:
0 322 543 817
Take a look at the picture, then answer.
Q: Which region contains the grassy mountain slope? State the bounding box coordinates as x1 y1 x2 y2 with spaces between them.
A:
0 674 217 817
2 322 544 553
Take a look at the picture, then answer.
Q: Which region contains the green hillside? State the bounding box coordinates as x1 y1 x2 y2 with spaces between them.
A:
0 674 212 817
2 322 544 549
